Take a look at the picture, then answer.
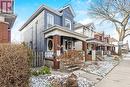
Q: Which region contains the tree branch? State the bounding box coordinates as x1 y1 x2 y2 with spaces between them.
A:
124 33 130 38
122 13 130 27
113 22 120 35
125 28 130 32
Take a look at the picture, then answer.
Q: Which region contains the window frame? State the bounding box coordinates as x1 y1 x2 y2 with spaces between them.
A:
65 18 71 30
47 13 54 29
47 38 53 51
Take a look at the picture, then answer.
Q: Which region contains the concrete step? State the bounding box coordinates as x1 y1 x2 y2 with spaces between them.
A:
67 66 80 72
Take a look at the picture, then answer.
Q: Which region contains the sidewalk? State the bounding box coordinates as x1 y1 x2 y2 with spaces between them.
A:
96 53 130 87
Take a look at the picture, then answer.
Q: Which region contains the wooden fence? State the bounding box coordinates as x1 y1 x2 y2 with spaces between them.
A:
31 51 45 67
31 50 85 67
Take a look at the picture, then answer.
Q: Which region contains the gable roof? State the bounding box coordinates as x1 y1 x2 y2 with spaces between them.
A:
19 4 62 31
59 4 76 17
74 22 95 31
19 4 75 31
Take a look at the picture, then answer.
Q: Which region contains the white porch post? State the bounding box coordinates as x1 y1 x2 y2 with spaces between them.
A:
92 44 96 61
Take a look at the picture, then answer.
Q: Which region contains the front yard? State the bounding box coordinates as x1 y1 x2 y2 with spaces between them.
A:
30 56 120 87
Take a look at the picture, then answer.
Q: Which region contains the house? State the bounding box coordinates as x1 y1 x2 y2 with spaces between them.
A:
0 0 16 43
122 41 129 54
19 4 89 69
109 37 118 54
74 23 96 60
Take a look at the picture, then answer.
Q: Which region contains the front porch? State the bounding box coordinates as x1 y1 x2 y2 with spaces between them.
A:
87 40 116 60
43 25 88 69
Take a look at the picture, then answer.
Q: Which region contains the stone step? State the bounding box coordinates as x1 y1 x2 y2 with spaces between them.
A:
64 65 78 68
67 66 80 72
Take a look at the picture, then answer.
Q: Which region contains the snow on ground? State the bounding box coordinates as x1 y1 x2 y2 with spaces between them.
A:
30 73 95 87
30 56 119 87
82 60 119 77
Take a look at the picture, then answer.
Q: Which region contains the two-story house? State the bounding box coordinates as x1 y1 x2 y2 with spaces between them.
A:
19 5 88 69
74 23 96 60
0 0 16 43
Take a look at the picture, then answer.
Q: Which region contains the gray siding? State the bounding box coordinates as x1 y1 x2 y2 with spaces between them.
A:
44 8 74 30
22 6 75 52
62 8 74 31
44 10 62 29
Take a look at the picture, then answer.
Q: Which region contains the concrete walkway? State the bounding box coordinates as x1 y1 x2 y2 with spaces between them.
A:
96 53 130 87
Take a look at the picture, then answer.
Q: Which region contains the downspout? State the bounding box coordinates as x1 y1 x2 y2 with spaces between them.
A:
35 21 38 51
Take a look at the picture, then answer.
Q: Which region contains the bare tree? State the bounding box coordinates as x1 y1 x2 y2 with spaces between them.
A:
89 0 130 55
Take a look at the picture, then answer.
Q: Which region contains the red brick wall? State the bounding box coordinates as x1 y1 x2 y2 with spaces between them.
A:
0 22 10 43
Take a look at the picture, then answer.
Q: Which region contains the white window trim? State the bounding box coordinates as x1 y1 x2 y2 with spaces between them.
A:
65 18 71 30
63 39 68 51
47 13 54 29
47 38 53 51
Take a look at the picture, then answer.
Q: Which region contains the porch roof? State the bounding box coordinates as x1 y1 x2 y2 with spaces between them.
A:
87 40 104 45
43 25 88 41
87 40 112 46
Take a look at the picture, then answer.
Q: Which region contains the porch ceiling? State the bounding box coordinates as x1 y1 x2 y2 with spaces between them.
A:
43 25 88 41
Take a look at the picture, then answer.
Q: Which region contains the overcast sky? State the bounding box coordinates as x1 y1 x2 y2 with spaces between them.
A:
11 0 130 46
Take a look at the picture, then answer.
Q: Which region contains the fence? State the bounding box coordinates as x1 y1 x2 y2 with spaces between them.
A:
31 50 85 67
31 51 45 67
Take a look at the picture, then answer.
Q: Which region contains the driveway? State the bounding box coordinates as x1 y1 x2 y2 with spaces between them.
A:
96 53 130 87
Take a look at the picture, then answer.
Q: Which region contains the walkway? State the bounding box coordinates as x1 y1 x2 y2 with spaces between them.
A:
96 53 130 87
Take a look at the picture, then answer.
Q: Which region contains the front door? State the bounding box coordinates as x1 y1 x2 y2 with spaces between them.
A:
64 39 73 51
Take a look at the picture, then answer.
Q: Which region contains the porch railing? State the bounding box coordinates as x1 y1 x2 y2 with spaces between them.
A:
45 51 54 59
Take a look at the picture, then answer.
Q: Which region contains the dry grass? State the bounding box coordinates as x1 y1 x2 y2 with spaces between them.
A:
0 44 31 87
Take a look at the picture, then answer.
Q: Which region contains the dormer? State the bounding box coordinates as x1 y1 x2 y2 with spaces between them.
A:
59 5 75 30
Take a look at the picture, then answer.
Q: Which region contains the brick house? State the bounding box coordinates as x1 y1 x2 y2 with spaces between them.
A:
0 0 16 43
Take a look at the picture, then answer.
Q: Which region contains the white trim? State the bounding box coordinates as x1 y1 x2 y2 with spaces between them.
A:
63 39 74 51
43 25 88 41
59 5 75 17
65 18 71 30
47 38 53 51
47 13 54 29
63 39 68 51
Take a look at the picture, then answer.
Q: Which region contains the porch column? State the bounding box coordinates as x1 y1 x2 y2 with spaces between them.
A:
82 41 92 61
92 44 96 61
82 41 88 61
53 35 61 69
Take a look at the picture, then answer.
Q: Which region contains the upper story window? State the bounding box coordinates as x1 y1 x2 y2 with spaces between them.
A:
0 0 14 13
65 18 71 30
47 13 54 29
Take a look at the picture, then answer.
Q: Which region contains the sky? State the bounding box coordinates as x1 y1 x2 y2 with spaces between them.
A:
12 0 130 46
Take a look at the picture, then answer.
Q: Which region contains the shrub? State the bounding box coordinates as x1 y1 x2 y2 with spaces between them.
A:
32 66 51 76
0 44 31 87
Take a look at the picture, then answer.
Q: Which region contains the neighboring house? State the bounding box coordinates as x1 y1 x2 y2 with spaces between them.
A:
19 5 88 69
109 37 118 54
74 23 96 60
0 0 16 43
122 41 129 54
